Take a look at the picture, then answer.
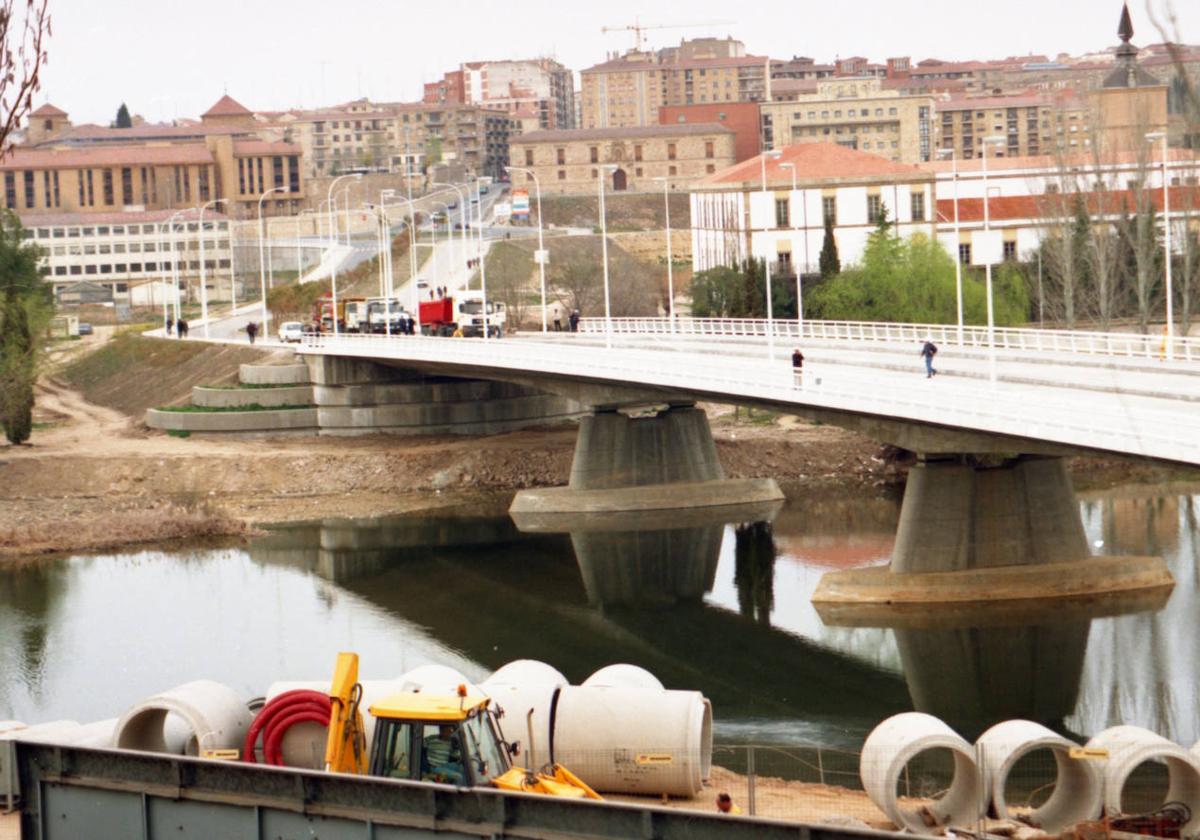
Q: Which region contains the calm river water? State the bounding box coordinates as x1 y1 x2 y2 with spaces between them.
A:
1 483 1197 750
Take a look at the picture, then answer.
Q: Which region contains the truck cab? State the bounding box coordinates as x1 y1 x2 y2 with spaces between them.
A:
456 292 506 338
368 692 511 786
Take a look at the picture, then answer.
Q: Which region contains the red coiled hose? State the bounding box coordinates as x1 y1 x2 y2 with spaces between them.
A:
243 689 331 766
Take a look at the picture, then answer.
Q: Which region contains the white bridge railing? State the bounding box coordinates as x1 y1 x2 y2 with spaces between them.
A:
297 332 1200 465
577 318 1200 363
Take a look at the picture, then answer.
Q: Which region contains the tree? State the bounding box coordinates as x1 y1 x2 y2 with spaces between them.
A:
689 265 742 317
549 236 656 318
424 137 443 168
818 217 840 279
113 102 132 129
0 0 50 153
0 209 49 445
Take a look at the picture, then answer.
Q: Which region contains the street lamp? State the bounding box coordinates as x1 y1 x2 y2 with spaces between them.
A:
165 209 190 328
936 148 964 343
759 149 783 356
598 164 618 348
778 161 802 336
1146 130 1173 360
652 176 676 333
196 198 227 338
325 173 363 335
505 165 548 333
433 180 470 295
981 135 1005 355
158 209 187 331
258 186 288 332
467 175 491 341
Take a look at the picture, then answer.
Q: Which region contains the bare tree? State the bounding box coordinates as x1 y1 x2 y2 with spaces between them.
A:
1035 152 1088 327
0 0 51 153
1116 138 1161 333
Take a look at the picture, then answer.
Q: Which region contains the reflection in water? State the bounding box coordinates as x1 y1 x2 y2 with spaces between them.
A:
0 485 1197 750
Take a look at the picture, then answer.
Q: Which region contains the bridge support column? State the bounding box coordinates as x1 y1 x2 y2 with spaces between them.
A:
812 454 1173 618
510 405 783 515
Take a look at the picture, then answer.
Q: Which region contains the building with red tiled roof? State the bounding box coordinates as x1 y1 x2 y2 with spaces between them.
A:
659 102 761 163
25 102 71 144
201 94 254 126
30 103 67 118
691 143 936 277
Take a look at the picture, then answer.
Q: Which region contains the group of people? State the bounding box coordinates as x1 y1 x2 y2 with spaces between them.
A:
789 338 940 389
165 318 189 338
429 286 449 300
552 309 581 332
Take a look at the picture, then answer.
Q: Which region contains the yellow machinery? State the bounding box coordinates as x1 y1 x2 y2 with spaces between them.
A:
323 653 600 800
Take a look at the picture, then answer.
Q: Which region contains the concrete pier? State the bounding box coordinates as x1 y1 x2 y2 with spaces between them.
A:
510 405 784 514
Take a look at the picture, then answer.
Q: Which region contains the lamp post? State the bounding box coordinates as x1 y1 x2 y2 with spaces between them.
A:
598 164 618 348
652 176 676 333
433 181 470 295
505 166 548 333
257 186 288 332
197 198 227 338
778 161 802 336
468 175 491 341
1146 130 1173 360
325 174 363 335
158 210 186 331
937 148 964 343
166 209 189 327
981 136 1005 353
759 149 782 356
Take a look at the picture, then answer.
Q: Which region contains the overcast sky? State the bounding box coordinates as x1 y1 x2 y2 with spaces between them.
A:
37 0 1199 126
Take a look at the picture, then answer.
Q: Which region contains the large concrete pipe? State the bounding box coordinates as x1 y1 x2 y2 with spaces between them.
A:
264 680 405 768
976 720 1102 831
551 686 712 797
397 664 477 694
1089 726 1200 833
481 660 567 770
861 712 982 833
112 680 252 756
582 665 665 691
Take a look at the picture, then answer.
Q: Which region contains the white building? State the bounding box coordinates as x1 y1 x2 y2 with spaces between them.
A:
691 143 937 277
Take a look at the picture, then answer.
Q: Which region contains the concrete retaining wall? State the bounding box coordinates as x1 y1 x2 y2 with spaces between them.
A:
238 364 311 386
313 379 540 408
317 394 581 436
192 386 314 408
146 407 319 433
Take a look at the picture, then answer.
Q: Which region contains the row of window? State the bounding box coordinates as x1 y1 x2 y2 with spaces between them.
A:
236 156 301 196
769 193 926 228
957 242 1019 264
49 259 231 277
30 222 229 239
44 237 231 256
792 106 900 121
3 165 210 211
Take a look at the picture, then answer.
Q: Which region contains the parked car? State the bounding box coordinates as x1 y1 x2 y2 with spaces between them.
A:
77 322 93 336
447 201 458 210
480 186 489 195
278 321 304 343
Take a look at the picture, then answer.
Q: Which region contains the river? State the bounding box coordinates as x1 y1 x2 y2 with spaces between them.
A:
1 482 1196 752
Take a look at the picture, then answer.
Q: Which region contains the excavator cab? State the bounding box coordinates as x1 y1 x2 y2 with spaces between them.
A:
367 691 512 786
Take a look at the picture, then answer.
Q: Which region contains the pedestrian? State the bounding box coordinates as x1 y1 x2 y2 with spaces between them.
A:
920 337 938 378
716 793 742 815
176 318 187 339
164 319 173 336
246 321 258 344
568 309 580 332
791 347 805 389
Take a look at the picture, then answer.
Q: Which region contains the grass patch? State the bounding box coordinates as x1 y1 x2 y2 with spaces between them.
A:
167 428 192 438
31 421 58 430
156 403 310 413
199 383 297 391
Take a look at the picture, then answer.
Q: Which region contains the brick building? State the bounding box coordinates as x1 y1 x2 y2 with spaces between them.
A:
659 102 761 163
508 124 736 195
424 59 575 130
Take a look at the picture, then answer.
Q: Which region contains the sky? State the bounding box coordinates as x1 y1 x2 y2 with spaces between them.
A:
36 0 1200 126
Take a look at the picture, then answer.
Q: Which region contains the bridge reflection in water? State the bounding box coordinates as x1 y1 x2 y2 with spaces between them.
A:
246 489 1191 745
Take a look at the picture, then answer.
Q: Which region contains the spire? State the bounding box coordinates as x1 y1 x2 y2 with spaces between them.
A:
1117 3 1134 43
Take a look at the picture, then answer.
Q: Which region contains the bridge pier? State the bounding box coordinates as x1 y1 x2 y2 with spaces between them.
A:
510 405 783 515
813 454 1173 616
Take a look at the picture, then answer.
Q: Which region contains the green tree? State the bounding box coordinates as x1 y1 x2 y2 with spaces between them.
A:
425 137 443 168
0 210 49 444
818 217 840 278
689 265 743 317
113 102 132 129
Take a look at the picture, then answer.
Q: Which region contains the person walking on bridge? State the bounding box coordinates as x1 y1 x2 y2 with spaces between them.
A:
246 321 258 344
920 338 938 378
791 347 805 389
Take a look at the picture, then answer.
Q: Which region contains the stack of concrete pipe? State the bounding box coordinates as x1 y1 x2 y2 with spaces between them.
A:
110 680 253 756
861 712 1200 835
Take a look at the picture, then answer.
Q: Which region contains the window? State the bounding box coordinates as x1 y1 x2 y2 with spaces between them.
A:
288 157 300 193
775 197 789 228
634 144 643 162
911 192 925 222
669 165 677 176
867 194 883 223
556 148 565 165
557 170 565 181
103 169 114 205
524 149 533 166
42 171 50 207
121 167 133 205
706 164 715 173
635 167 643 176
86 169 95 205
589 147 598 164
1002 241 1017 262
822 195 837 224
198 166 210 201
958 243 971 265
23 171 34 208
4 172 14 208
52 171 60 207
667 143 677 161
705 141 714 159
273 156 285 189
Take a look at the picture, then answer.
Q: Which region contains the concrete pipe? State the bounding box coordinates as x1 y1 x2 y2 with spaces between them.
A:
482 661 567 770
1089 725 1200 833
861 712 982 833
582 664 665 691
112 680 252 757
976 720 1102 831
551 686 712 797
264 679 404 768
397 665 478 694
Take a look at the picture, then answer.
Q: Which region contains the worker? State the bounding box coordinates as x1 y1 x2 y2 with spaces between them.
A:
452 325 464 338
716 792 742 815
422 724 464 784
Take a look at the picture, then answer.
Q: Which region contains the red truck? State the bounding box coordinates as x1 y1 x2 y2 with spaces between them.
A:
418 293 506 338
418 298 456 336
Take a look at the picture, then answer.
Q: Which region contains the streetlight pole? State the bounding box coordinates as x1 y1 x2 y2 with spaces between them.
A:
197 198 227 338
1147 131 1173 360
653 176 676 333
779 161 801 337
598 165 618 348
468 176 491 341
981 136 1005 353
325 173 363 335
505 166 548 333
433 181 469 294
937 148 964 343
258 186 288 333
759 149 782 357
166 210 188 327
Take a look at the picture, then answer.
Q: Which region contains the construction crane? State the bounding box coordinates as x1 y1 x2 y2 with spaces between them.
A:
600 19 736 53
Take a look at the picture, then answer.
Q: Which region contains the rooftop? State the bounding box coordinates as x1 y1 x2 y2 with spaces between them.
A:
1 143 215 170
30 102 67 118
697 142 927 189
202 94 253 118
936 185 1200 224
514 123 734 143
17 207 230 227
920 147 1198 175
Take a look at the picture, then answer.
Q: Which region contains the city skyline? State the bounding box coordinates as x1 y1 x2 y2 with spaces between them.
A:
39 0 1198 125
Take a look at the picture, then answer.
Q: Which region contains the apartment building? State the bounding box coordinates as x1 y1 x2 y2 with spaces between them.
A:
277 98 513 181
580 50 771 129
758 77 935 164
936 94 1055 159
425 59 575 130
508 124 735 195
691 143 936 277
